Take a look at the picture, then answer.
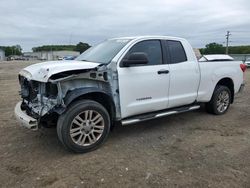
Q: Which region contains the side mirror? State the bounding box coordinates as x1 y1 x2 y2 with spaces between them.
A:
122 52 148 67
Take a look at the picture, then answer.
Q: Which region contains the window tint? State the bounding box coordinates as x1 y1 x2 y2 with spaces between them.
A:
125 40 163 66
167 40 187 63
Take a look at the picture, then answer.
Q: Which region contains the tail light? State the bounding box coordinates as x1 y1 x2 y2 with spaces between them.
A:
240 64 247 82
240 64 247 72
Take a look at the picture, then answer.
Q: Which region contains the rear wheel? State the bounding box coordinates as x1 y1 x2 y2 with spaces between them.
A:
57 100 110 153
206 85 231 115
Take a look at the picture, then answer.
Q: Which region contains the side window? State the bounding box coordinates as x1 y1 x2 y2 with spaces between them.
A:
167 40 187 64
125 40 163 66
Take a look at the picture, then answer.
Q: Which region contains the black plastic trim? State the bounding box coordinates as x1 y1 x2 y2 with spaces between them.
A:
64 87 113 106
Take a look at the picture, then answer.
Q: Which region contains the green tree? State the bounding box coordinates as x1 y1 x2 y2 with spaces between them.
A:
200 43 224 54
228 45 250 54
200 43 250 55
15 45 22 53
32 42 91 53
32 45 76 52
0 45 22 56
75 42 91 54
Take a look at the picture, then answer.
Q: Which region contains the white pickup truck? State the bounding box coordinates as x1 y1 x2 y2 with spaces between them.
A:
15 36 246 153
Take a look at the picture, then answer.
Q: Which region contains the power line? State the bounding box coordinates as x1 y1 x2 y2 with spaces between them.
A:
229 30 250 33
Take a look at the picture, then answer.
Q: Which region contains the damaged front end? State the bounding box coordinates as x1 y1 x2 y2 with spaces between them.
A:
15 64 116 130
17 74 60 129
19 75 58 117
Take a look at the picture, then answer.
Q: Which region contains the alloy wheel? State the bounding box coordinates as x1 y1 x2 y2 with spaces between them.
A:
70 110 105 146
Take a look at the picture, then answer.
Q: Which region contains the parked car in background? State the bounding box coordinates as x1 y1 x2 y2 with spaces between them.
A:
63 55 77 60
7 55 28 61
38 57 47 61
7 56 14 61
245 58 250 67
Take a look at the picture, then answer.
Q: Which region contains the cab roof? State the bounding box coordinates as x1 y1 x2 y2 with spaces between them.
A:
111 35 186 41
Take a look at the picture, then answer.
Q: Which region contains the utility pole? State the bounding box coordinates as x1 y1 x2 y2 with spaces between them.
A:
225 31 231 54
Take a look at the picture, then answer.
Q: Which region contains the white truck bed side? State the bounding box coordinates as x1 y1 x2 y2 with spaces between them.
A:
197 61 243 102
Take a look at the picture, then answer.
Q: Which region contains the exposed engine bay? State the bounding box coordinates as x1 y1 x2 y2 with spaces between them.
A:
18 64 120 125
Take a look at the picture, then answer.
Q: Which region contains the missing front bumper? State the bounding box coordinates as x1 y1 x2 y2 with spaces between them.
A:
14 101 38 130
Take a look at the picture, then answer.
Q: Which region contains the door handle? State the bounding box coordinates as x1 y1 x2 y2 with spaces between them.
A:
157 69 169 74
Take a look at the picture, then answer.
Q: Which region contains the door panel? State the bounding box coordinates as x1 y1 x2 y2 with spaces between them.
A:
118 65 170 118
168 61 200 108
164 40 200 108
117 40 170 118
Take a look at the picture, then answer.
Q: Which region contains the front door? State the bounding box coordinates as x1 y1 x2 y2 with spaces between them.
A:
117 40 170 118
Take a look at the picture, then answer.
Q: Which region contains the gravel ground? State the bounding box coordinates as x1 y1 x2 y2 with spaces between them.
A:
0 61 249 188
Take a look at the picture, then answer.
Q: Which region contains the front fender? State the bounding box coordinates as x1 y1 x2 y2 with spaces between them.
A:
59 87 116 122
64 87 113 106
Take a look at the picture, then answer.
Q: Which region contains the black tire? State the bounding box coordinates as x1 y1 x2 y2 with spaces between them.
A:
205 85 231 115
57 100 111 153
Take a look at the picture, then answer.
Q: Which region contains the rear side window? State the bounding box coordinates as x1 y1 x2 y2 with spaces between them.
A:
166 40 187 64
125 40 163 66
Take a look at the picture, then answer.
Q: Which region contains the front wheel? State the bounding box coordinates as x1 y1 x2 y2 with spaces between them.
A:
206 85 231 115
57 100 110 153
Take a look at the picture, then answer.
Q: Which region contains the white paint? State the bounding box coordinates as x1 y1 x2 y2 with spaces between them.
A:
199 54 234 61
21 60 100 82
17 36 244 121
14 101 38 130
116 36 243 118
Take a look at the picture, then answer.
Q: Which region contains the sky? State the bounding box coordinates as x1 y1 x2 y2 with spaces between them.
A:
0 0 250 51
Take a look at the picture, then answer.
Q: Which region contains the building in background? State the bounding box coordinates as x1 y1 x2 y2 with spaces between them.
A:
23 50 80 61
0 48 5 61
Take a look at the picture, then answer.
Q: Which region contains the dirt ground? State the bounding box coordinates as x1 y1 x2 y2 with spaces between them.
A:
0 61 249 188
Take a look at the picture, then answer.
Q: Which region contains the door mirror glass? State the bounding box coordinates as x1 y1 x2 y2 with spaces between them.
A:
122 52 148 67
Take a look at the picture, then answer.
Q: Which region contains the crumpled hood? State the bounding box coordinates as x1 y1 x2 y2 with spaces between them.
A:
20 60 100 82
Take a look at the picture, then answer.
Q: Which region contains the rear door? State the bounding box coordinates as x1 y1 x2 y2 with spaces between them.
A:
163 40 200 108
117 40 170 118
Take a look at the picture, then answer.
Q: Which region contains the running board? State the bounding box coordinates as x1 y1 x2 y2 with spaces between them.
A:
121 105 200 126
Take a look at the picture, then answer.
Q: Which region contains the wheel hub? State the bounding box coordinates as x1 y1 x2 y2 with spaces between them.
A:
69 110 105 146
216 90 230 113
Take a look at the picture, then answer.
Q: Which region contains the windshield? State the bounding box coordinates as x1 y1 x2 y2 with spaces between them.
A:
75 39 131 64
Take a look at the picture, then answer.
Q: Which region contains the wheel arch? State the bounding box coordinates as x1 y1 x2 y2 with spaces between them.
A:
63 87 116 122
214 77 234 103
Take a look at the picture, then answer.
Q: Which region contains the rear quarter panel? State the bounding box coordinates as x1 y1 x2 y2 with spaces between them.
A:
197 61 243 102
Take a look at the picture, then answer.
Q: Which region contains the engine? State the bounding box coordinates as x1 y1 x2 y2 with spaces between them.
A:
18 75 59 118
19 75 39 101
